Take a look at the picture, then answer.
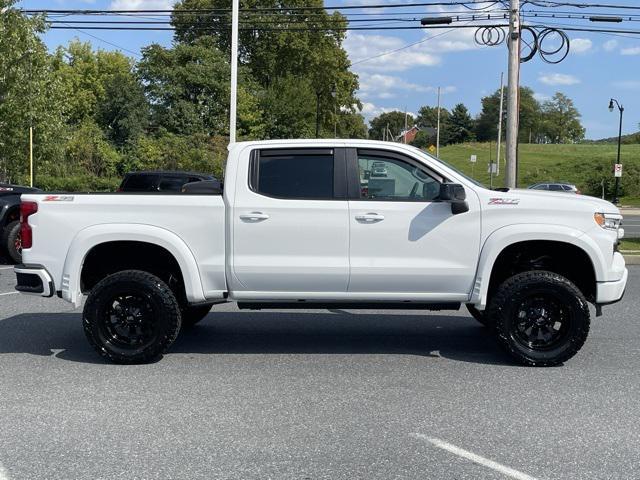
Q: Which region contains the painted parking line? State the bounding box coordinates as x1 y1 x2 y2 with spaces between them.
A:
410 434 538 480
0 292 18 297
0 461 10 480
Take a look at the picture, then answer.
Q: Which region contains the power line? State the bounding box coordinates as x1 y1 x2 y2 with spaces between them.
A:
20 1 504 15
56 22 142 57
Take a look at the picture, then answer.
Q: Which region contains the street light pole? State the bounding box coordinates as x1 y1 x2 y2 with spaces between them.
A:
609 98 624 204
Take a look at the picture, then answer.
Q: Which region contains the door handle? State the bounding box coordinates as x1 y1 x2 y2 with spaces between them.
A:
240 212 270 221
355 213 384 223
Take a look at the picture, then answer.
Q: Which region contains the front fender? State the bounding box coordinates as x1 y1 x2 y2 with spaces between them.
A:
470 224 603 308
62 223 206 306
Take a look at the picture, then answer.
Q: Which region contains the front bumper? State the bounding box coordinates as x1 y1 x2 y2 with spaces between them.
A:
596 267 628 305
14 264 54 297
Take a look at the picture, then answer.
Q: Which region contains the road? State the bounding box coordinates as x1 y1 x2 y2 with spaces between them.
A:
623 213 640 238
0 262 639 479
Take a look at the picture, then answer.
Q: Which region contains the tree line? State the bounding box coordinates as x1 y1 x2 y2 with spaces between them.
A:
0 0 612 191
369 87 587 149
0 0 367 189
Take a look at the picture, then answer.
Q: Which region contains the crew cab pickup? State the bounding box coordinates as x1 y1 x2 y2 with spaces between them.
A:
15 140 628 366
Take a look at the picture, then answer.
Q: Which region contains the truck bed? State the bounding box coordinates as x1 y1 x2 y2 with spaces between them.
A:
20 193 226 305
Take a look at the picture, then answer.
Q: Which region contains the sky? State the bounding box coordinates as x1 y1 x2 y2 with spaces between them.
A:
16 0 640 139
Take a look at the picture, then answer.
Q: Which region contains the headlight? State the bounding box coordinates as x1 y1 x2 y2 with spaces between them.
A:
594 212 622 230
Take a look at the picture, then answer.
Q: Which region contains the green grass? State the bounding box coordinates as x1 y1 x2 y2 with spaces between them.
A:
437 143 640 205
619 238 640 252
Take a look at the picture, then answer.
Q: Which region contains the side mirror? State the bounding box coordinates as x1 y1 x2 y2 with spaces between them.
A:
182 179 223 195
439 183 469 214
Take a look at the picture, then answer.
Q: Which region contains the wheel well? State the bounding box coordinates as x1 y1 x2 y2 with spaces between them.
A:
488 240 596 303
81 241 186 301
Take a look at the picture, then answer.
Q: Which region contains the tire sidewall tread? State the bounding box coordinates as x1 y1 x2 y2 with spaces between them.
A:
488 270 590 367
83 270 182 364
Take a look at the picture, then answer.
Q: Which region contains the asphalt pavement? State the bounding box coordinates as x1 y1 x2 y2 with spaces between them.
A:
0 261 639 480
622 213 640 238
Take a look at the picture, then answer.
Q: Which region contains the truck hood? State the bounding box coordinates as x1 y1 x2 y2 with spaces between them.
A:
503 189 620 215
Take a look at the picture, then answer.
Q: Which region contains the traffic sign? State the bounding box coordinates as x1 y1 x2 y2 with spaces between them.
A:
614 163 623 178
470 154 477 163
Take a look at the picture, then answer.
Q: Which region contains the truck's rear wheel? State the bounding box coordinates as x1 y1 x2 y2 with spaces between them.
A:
181 303 213 327
83 270 182 364
488 271 590 367
2 221 21 264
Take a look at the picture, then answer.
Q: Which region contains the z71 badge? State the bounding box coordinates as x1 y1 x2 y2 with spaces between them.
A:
42 195 75 202
489 198 520 205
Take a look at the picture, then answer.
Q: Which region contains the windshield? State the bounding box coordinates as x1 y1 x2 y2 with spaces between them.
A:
412 148 487 189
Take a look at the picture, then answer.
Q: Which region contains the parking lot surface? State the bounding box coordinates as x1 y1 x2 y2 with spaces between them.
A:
0 262 639 480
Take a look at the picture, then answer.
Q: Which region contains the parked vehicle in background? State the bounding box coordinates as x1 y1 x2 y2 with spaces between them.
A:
16 140 627 366
528 182 581 194
0 184 40 263
118 171 216 193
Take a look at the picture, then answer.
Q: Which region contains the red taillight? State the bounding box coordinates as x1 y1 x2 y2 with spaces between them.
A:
20 201 38 249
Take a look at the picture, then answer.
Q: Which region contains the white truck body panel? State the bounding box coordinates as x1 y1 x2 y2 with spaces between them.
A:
18 139 626 309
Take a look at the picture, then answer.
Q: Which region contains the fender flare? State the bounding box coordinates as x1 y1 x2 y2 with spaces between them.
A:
470 224 603 308
61 223 206 306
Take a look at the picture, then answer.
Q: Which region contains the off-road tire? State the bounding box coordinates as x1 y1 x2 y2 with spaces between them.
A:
181 303 213 327
83 270 182 364
488 270 590 367
466 304 489 327
3 221 21 264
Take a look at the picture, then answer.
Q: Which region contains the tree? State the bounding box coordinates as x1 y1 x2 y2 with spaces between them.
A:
541 92 585 143
475 86 541 143
97 72 149 148
171 0 360 139
368 111 414 140
0 3 67 184
138 37 263 138
51 40 136 127
415 105 451 146
448 103 475 144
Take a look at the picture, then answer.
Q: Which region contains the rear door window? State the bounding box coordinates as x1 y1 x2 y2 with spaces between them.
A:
252 150 335 199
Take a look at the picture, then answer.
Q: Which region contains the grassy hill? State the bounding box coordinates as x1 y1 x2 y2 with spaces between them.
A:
437 142 640 205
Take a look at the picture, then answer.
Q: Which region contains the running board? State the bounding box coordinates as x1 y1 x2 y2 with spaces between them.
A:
237 302 461 311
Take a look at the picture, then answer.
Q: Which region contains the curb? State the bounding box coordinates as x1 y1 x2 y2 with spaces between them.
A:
623 255 640 265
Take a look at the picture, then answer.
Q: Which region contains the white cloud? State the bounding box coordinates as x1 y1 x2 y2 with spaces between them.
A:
345 33 440 72
603 39 618 52
538 73 580 86
358 72 455 100
612 80 640 90
621 46 640 56
110 0 174 9
570 38 592 54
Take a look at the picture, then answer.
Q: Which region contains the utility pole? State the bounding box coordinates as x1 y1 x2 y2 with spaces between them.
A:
436 86 441 157
505 0 520 188
404 108 408 144
229 0 239 144
496 72 504 177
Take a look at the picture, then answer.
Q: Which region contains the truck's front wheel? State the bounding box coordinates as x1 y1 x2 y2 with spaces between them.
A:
488 271 590 367
83 270 182 364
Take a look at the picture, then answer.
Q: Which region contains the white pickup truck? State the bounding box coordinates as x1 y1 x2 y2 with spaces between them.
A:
15 140 627 366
